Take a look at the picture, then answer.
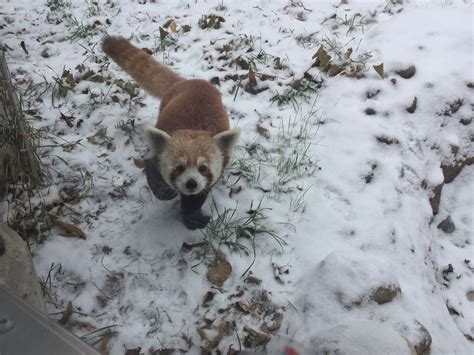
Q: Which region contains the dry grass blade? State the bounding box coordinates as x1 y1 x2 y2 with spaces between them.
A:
0 50 43 198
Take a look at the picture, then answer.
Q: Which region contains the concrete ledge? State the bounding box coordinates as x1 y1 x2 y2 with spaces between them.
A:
0 223 45 312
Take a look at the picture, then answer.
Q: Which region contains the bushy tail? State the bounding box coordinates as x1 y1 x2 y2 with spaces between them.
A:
102 36 183 98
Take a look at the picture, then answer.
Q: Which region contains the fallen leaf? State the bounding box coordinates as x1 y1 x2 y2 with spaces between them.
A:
207 252 232 287
197 321 232 351
235 301 251 313
373 63 384 79
202 291 216 306
313 45 331 67
244 276 262 285
248 66 257 86
229 185 242 197
256 124 269 138
169 20 177 33
327 64 343 77
344 47 353 59
99 332 113 355
261 312 283 332
51 216 86 239
159 27 169 40
58 301 73 325
243 326 271 348
68 319 96 331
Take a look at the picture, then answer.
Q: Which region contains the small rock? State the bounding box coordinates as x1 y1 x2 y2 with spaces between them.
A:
406 97 417 113
437 216 455 233
442 98 463 116
466 291 474 302
390 78 397 85
376 136 399 145
413 322 432 355
467 82 474 89
396 65 416 79
365 108 377 115
442 157 474 183
40 48 50 58
459 117 472 125
366 89 381 99
429 183 443 215
371 285 401 305
244 83 269 95
210 76 220 86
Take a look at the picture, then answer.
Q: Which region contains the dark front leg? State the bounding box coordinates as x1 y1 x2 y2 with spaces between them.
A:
145 159 177 200
181 192 210 230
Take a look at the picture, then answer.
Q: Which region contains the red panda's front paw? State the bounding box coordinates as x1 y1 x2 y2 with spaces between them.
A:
182 211 211 230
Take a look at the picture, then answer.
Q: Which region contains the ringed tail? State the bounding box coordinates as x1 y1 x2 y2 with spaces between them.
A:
102 36 182 98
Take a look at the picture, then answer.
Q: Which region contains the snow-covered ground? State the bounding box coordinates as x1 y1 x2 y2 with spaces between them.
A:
1 0 473 353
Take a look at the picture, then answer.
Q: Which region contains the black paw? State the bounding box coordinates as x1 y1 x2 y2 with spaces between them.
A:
145 159 177 200
183 211 211 230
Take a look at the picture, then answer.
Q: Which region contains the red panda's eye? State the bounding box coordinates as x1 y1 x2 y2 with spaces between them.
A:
176 165 185 173
198 165 207 173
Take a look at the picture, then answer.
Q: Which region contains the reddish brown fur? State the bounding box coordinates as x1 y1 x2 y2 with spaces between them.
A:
102 36 230 136
102 36 183 99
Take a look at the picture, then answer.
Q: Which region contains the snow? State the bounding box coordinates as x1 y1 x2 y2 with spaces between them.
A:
1 0 473 353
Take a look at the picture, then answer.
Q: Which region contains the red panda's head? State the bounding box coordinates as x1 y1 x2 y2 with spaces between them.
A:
144 127 240 195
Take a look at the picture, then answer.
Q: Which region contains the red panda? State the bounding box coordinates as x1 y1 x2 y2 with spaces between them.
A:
102 36 240 230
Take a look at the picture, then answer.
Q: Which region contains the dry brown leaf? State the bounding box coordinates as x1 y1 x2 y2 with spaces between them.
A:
202 291 216 306
248 66 257 86
58 301 73 325
229 185 242 198
344 47 353 59
51 216 86 240
313 45 331 67
207 252 232 287
99 332 113 355
68 319 96 331
243 326 271 348
245 276 262 285
327 64 343 77
260 312 283 332
197 321 232 351
256 123 269 138
373 63 384 79
169 20 177 33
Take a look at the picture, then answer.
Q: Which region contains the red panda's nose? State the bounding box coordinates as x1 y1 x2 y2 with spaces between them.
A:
186 179 197 190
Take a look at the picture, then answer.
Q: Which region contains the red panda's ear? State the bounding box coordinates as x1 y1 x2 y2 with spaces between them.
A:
144 126 170 155
213 128 240 156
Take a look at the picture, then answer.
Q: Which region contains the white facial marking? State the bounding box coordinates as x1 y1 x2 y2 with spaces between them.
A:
209 154 223 186
176 167 207 195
